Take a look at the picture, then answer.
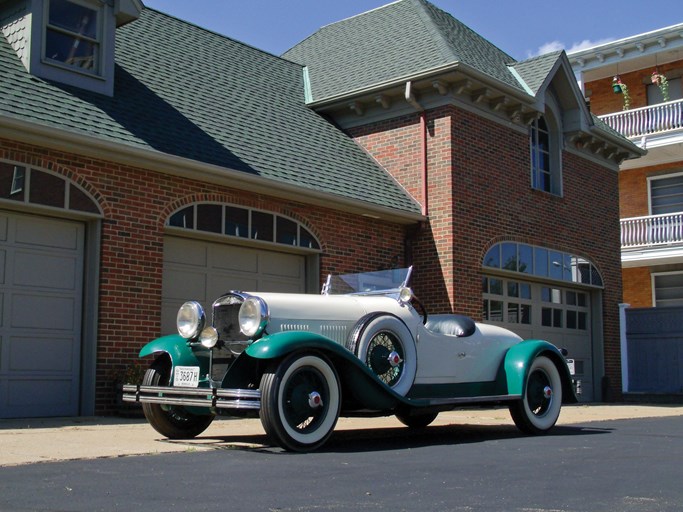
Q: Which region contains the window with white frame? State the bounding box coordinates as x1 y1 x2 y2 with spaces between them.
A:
649 172 683 215
45 0 102 74
653 272 683 307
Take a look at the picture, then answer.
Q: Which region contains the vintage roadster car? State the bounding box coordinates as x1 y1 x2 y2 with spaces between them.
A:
123 267 576 452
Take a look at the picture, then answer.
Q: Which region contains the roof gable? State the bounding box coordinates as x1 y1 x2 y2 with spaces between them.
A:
0 8 420 216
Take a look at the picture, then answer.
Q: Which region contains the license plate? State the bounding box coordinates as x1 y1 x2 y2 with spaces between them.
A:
173 366 200 387
566 359 576 376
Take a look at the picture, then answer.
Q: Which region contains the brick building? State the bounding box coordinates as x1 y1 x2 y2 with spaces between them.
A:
569 23 683 308
0 0 641 418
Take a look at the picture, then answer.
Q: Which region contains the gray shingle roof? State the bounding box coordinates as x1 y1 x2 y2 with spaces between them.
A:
283 0 522 102
511 51 563 95
0 9 420 215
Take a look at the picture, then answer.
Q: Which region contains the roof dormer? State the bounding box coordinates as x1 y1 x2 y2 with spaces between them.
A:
0 0 142 96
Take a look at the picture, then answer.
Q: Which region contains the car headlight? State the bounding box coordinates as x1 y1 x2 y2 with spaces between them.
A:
238 296 269 338
177 301 205 339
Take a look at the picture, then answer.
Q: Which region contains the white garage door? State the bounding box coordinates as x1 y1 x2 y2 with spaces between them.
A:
161 236 307 335
483 276 594 401
0 211 84 418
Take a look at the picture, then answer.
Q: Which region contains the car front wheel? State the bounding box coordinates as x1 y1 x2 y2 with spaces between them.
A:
260 352 341 452
509 355 563 434
141 366 214 439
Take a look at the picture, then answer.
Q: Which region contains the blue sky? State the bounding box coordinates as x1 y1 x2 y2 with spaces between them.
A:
142 1 680 61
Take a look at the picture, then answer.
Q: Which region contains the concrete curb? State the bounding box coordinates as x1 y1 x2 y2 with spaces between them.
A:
1 404 682 467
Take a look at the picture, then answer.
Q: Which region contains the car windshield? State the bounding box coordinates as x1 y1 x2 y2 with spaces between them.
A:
322 267 412 295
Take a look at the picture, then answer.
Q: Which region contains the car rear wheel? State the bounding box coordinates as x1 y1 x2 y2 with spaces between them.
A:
260 352 341 452
395 411 438 428
509 355 563 434
141 366 214 439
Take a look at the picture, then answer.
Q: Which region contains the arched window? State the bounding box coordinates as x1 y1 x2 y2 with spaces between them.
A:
530 105 562 196
167 203 321 250
483 241 602 287
0 162 101 214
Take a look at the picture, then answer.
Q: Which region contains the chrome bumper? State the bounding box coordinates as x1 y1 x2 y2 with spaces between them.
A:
121 384 261 410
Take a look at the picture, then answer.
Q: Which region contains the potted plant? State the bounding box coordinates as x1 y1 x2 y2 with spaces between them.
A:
612 76 631 110
612 76 623 94
651 71 670 102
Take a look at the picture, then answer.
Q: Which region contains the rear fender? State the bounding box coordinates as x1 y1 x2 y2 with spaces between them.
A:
503 340 578 404
244 331 403 410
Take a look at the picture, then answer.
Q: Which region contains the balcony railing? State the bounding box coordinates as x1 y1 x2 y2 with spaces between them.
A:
621 213 683 249
600 99 683 139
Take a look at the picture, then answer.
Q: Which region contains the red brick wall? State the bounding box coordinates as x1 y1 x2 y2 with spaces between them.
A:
0 137 407 413
351 104 624 399
622 267 652 307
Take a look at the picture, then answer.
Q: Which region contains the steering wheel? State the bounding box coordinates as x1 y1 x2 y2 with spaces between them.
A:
411 294 428 325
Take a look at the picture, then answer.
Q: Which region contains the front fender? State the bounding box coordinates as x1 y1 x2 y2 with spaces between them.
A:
245 331 405 410
138 334 207 383
504 340 578 403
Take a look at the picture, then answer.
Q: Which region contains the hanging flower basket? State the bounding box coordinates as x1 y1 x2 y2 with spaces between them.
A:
651 71 669 102
612 78 623 94
612 76 631 110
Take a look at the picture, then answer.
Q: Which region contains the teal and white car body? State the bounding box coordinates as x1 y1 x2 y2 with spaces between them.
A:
124 268 577 452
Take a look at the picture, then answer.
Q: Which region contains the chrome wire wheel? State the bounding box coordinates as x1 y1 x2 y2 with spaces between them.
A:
365 331 405 387
351 314 417 396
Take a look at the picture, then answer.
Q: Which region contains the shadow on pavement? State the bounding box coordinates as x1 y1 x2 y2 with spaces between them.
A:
162 422 613 455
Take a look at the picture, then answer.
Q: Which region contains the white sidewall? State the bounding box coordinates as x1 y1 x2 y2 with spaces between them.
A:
524 356 563 431
277 355 340 445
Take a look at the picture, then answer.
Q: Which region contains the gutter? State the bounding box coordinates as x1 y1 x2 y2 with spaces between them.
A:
0 115 425 224
307 61 536 109
405 81 428 217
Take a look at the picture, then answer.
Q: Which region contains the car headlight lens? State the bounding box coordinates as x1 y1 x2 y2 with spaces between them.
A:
238 296 269 338
199 326 219 348
398 286 413 305
177 301 205 339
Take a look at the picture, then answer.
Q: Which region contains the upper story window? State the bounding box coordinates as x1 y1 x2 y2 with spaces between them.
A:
530 114 562 195
45 0 101 74
649 172 683 215
647 77 682 106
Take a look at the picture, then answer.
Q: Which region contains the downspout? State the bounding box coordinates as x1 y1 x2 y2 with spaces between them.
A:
405 81 428 217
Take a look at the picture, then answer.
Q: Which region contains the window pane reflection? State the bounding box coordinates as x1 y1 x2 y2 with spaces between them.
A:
251 211 273 241
276 216 297 245
196 204 222 233
0 163 25 201
69 184 99 213
225 206 248 238
30 170 64 208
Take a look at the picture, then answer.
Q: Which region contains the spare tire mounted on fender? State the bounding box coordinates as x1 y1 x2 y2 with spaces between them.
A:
347 314 417 396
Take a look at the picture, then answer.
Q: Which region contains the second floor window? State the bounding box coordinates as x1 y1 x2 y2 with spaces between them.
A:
45 0 101 74
650 172 683 215
531 115 562 195
647 77 682 106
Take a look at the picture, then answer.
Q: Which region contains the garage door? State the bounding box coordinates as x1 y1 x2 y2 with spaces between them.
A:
161 236 307 335
483 276 594 401
0 211 84 418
